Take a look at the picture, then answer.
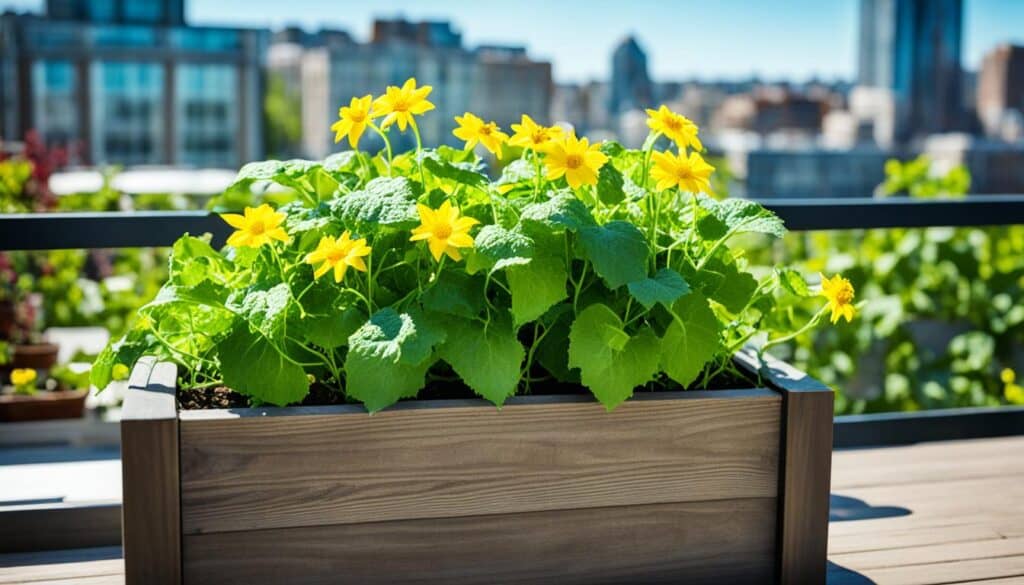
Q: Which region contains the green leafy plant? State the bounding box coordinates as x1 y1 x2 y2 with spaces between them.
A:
93 80 851 412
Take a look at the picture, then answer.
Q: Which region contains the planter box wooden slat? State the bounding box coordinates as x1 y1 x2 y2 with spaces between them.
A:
179 389 781 534
181 497 777 585
121 351 833 584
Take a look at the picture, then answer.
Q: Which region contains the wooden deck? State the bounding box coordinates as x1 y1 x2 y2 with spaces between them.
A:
1 435 1021 584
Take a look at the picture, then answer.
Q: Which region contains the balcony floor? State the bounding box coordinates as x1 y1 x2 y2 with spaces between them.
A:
1 435 1022 584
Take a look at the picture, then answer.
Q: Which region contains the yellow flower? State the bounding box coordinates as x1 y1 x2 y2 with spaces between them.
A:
10 368 36 387
331 95 373 149
305 231 372 283
544 133 609 189
371 78 435 131
453 113 509 158
646 105 702 151
509 115 563 151
221 204 289 248
1006 383 1024 405
1001 368 1016 385
410 200 478 262
820 273 856 324
650 150 714 193
112 363 130 381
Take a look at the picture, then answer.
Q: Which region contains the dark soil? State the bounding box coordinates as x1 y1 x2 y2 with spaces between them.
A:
177 368 758 410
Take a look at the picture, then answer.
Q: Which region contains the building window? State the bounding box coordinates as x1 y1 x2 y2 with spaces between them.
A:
121 0 164 24
170 28 241 52
90 61 165 165
175 64 238 167
31 60 78 148
92 25 157 47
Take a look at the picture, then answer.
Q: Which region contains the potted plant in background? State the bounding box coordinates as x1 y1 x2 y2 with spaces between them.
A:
99 79 857 585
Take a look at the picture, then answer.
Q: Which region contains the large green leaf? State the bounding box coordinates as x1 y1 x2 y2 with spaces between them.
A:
567 303 661 409
627 268 691 310
227 283 292 339
169 235 231 287
660 293 721 387
507 256 568 326
422 155 488 190
699 196 786 238
495 158 536 189
578 221 649 289
596 163 625 205
519 192 596 232
218 324 309 406
344 308 444 412
330 176 421 230
681 253 758 314
421 270 486 319
298 284 365 348
438 317 524 406
472 224 535 271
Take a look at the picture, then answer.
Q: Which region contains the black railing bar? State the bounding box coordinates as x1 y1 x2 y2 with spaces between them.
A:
3 195 1024 251
833 405 1024 448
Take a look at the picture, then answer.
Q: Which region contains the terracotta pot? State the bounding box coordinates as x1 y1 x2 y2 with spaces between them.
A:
10 342 60 370
0 390 87 422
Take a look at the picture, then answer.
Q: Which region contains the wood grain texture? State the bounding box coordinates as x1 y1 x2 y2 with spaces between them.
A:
179 390 782 535
735 349 834 585
0 502 120 553
183 498 777 585
121 358 181 585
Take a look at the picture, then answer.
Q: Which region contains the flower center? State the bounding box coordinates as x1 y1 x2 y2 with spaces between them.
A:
480 126 492 136
349 111 366 123
675 168 693 181
664 117 682 131
392 97 410 112
531 131 547 144
565 154 583 169
249 220 266 235
835 287 854 305
327 247 347 263
433 224 453 240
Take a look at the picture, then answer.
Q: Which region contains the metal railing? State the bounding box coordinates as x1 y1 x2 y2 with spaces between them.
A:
3 194 1024 447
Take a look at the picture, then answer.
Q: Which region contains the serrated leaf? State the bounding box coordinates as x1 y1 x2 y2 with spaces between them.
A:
472 224 534 272
596 163 625 205
578 221 649 289
520 192 596 232
681 253 758 313
438 317 524 406
228 283 291 338
533 306 579 383
699 196 786 238
219 324 309 406
423 155 488 190
496 158 536 188
298 284 365 348
330 176 421 230
567 303 660 410
344 308 445 412
627 268 691 309
507 256 568 326
776 267 812 297
660 293 721 387
169 234 231 287
421 270 486 319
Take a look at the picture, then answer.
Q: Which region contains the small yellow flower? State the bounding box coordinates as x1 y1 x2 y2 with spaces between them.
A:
221 204 289 248
820 273 856 324
509 115 563 151
410 200 479 262
646 105 702 151
10 368 36 387
1006 383 1024 405
371 78 435 131
544 133 609 189
1001 368 1016 385
453 113 509 158
331 95 373 149
305 231 372 283
650 150 714 193
112 363 130 381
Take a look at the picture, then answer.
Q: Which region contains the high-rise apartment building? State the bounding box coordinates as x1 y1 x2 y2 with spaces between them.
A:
289 19 553 160
0 0 267 167
608 36 653 116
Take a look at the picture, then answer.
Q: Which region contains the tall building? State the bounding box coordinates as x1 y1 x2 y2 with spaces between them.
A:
0 0 267 167
293 19 552 159
608 36 653 116
858 0 963 142
977 44 1024 138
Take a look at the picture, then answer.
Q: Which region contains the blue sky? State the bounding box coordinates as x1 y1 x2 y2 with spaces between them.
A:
3 0 1022 82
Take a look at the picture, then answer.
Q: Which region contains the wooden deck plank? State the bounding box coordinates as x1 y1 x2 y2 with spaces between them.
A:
1 435 1023 584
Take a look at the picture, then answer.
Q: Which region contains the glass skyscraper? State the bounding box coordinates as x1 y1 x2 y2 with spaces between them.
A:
858 0 964 142
0 0 266 168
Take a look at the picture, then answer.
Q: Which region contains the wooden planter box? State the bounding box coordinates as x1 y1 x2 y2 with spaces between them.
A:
121 353 833 585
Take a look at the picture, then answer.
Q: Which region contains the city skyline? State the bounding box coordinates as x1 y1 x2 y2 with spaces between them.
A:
3 0 1023 83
